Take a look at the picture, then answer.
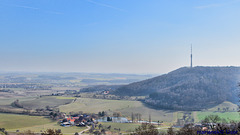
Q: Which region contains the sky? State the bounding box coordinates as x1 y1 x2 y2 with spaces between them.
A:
0 0 240 74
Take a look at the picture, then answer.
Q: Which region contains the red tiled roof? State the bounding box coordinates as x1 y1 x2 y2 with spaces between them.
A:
66 117 77 122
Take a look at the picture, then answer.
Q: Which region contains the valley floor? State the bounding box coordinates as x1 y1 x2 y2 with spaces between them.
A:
0 96 240 134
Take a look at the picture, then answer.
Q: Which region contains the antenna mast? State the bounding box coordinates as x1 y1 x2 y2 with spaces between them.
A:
190 44 193 68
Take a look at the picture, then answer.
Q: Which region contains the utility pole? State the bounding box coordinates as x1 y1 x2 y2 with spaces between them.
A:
149 113 151 124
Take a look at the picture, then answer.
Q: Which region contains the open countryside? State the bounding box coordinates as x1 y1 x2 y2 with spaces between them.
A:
1 0 240 134
1 89 240 134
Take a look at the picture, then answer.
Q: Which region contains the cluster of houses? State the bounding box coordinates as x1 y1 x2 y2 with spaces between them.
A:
60 114 97 127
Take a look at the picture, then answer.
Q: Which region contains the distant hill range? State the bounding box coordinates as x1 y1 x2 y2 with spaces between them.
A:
114 66 240 111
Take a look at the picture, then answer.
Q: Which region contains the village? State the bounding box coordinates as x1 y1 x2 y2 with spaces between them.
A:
59 112 231 135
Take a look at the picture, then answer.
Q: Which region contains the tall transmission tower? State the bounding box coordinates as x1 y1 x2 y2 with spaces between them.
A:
190 44 193 68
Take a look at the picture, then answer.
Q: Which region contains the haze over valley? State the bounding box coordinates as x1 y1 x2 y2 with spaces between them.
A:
1 0 240 134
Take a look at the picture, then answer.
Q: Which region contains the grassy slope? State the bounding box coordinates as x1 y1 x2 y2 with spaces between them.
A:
0 113 52 129
0 113 86 134
205 101 238 112
59 98 240 123
20 96 73 109
7 123 86 135
59 98 174 122
196 101 240 122
99 122 141 132
1 98 239 134
0 97 36 105
196 112 240 123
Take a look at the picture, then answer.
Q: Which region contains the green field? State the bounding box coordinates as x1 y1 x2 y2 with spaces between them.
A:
59 98 175 122
59 98 240 124
0 113 52 129
0 97 36 105
204 101 239 112
99 122 141 132
7 123 86 135
86 122 169 134
196 112 240 122
0 113 86 135
1 97 240 135
55 96 76 100
195 101 240 123
20 96 73 109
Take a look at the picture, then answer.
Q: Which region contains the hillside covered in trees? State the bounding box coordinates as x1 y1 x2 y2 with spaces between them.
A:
114 66 240 110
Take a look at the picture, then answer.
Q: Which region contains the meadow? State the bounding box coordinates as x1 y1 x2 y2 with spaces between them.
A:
1 96 240 135
20 96 74 109
0 96 36 106
0 113 52 129
196 112 240 123
195 101 240 122
7 123 86 135
0 113 86 134
58 98 175 122
59 97 240 124
99 122 141 133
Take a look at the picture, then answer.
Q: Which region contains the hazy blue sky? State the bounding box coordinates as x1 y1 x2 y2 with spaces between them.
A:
0 0 240 74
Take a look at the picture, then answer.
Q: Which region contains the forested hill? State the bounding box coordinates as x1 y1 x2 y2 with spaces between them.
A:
114 66 240 110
